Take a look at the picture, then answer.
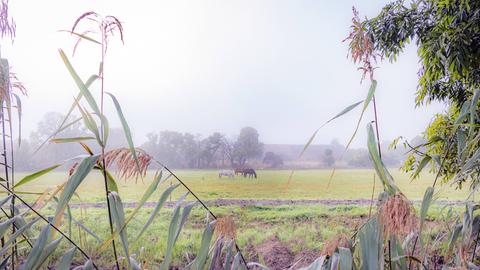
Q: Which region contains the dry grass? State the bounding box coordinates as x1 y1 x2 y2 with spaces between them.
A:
215 215 237 240
103 147 152 180
320 233 350 256
379 193 417 237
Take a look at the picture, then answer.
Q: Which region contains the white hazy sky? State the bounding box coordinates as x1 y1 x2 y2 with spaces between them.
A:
2 0 445 147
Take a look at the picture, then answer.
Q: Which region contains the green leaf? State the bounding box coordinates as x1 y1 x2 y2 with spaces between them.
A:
22 225 51 269
297 256 326 270
0 217 17 239
0 218 39 257
122 171 165 229
337 247 353 270
80 260 93 270
108 191 132 270
224 240 235 270
420 187 434 236
135 183 181 241
412 155 432 179
50 137 96 143
75 101 102 147
34 74 98 153
468 89 480 138
54 155 99 229
454 100 470 125
105 169 119 193
106 92 141 173
192 221 216 270
12 93 22 146
34 236 63 269
299 100 363 158
59 49 101 116
160 200 195 270
367 123 399 194
56 247 77 270
358 218 382 270
14 164 62 188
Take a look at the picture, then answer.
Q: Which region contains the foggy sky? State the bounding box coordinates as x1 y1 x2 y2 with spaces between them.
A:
2 0 445 147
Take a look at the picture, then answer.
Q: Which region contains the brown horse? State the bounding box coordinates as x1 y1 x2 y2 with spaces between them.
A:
234 167 257 178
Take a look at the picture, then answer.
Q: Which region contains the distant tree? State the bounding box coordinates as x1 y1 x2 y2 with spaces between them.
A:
182 133 201 168
198 132 224 168
142 131 185 168
263 152 283 168
233 127 263 166
346 148 371 168
323 148 335 167
27 112 87 168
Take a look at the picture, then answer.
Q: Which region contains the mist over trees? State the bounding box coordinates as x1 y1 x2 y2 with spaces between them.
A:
14 112 406 171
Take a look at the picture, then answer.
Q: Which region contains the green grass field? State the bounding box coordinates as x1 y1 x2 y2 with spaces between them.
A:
9 169 467 268
14 169 467 203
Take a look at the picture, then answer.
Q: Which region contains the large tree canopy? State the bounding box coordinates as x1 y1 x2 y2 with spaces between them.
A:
360 0 480 189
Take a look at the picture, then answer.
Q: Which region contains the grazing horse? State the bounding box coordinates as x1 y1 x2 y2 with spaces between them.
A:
219 169 235 179
242 168 257 179
234 168 245 176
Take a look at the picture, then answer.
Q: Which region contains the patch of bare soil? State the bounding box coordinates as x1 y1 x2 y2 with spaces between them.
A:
256 236 294 270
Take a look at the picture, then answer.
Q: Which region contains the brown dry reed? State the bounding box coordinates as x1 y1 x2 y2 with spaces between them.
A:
379 193 417 237
103 147 152 180
320 233 350 256
343 7 379 81
215 216 237 240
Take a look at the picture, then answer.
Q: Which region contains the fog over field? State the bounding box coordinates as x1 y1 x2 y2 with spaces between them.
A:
4 0 445 149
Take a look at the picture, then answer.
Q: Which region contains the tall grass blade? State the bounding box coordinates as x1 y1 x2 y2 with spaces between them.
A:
297 256 326 270
105 169 119 193
34 236 63 269
287 100 363 185
34 75 98 153
14 164 62 188
160 200 195 270
358 218 381 270
0 217 16 238
22 224 51 269
412 155 431 179
0 218 39 257
51 137 95 143
135 183 180 241
192 221 215 270
12 93 22 145
337 247 353 270
107 191 132 270
59 49 101 116
367 122 398 194
106 92 140 173
224 240 234 270
54 155 99 229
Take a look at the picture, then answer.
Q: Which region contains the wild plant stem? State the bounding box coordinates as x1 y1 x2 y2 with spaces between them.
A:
0 104 14 269
0 182 99 270
99 30 120 270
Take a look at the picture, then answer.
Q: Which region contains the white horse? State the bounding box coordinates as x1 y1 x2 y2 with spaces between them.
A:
218 169 235 179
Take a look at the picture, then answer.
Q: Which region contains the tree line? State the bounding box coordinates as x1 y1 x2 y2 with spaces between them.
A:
13 112 405 171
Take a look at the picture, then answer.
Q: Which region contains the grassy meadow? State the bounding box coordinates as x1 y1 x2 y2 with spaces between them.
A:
9 169 467 267
14 168 467 203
